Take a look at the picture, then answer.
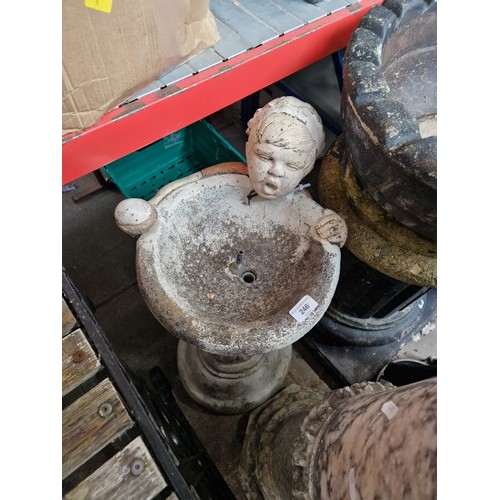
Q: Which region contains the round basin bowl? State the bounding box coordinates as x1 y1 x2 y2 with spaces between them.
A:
342 0 437 241
135 165 341 357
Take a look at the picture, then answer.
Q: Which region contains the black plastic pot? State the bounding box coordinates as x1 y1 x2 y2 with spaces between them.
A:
316 248 435 346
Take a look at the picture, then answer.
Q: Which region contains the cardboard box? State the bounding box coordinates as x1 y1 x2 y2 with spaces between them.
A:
62 0 220 134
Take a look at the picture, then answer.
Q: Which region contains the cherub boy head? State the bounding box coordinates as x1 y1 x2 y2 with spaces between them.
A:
245 96 325 199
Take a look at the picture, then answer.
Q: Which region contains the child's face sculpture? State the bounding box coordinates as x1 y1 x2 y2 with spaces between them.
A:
246 115 316 199
246 136 315 200
245 97 325 200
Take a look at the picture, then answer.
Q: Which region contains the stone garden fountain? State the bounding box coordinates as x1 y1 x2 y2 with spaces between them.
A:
115 97 347 413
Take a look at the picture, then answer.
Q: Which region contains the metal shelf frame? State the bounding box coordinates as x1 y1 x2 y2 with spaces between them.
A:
62 0 381 185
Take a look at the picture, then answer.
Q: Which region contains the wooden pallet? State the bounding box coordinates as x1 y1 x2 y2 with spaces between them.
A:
62 268 237 499
62 296 168 499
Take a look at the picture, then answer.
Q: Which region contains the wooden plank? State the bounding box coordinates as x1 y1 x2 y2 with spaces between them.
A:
62 378 134 479
62 298 77 337
65 436 167 500
62 329 102 397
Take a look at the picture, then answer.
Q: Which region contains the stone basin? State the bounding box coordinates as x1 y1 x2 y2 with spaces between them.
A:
341 0 437 241
117 163 341 358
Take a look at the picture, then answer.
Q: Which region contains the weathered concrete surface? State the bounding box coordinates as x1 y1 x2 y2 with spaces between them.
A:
240 384 329 499
241 379 437 499
121 164 341 356
342 0 437 241
177 341 292 414
319 137 436 288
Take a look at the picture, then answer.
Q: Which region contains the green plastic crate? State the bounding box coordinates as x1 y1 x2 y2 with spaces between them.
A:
102 120 246 200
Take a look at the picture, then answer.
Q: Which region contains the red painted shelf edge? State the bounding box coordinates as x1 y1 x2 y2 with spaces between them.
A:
62 0 381 185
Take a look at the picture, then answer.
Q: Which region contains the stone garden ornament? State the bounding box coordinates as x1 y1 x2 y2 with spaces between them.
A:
246 96 347 247
114 96 347 414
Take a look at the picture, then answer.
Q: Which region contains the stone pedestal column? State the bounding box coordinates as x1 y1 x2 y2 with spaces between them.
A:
241 378 437 499
177 341 292 414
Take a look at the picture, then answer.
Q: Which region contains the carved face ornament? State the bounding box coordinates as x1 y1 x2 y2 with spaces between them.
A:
245 96 325 200
247 135 316 199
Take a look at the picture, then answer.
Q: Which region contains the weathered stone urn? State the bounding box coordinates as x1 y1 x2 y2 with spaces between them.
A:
241 378 437 499
313 0 437 358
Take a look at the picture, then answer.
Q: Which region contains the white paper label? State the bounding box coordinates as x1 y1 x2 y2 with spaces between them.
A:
289 295 318 323
381 400 399 420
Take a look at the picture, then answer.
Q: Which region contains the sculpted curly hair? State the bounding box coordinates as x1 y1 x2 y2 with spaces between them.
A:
246 96 325 160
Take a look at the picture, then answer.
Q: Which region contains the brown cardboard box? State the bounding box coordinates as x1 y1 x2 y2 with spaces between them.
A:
62 0 219 134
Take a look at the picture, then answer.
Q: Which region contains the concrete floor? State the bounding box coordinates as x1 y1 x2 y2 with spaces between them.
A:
62 57 436 498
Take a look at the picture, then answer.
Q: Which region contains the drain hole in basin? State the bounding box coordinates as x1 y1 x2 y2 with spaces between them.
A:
242 271 257 284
